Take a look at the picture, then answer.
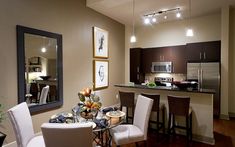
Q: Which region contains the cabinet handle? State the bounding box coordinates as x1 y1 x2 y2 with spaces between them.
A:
137 74 139 80
204 52 206 59
200 52 202 60
160 55 162 61
137 66 139 72
163 56 165 61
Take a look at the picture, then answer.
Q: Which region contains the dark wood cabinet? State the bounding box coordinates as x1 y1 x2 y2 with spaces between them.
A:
130 48 144 84
186 41 221 62
171 45 187 74
142 49 154 73
152 47 172 62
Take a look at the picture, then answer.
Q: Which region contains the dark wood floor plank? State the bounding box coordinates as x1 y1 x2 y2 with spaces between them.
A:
111 118 235 147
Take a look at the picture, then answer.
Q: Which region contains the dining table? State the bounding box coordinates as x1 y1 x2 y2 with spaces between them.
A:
49 109 126 147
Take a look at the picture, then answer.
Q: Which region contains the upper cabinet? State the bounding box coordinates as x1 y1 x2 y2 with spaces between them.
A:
171 45 187 73
130 48 145 84
130 41 221 77
186 41 221 62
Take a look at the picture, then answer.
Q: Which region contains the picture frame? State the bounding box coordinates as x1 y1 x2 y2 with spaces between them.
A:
93 27 108 58
93 60 109 90
29 56 40 65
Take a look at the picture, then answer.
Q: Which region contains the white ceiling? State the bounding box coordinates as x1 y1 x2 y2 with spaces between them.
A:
87 0 235 26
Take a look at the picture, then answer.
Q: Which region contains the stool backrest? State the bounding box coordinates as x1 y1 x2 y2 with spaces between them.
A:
168 95 190 116
141 93 160 111
119 91 135 107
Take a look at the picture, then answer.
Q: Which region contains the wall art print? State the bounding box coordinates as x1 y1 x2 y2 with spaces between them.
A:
93 27 108 58
93 60 109 90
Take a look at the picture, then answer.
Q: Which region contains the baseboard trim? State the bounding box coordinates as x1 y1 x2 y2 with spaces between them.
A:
229 112 235 118
219 114 230 120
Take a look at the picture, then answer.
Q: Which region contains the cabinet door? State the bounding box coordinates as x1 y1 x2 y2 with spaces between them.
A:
142 49 154 73
171 45 187 74
186 43 202 62
202 41 221 62
130 48 144 84
151 47 172 62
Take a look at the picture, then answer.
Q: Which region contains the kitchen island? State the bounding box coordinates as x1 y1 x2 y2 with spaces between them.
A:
115 84 215 145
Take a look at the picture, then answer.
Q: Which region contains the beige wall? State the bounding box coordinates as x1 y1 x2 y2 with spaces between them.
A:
0 0 125 144
134 13 221 48
229 7 235 114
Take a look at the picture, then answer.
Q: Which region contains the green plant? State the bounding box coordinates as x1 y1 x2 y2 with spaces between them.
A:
0 104 4 123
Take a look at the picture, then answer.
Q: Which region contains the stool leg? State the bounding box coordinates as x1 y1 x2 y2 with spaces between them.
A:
172 115 176 135
157 110 160 132
167 113 172 135
162 107 165 134
126 107 129 124
186 116 189 142
190 113 193 141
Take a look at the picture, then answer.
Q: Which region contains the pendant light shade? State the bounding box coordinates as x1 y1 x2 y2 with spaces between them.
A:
130 35 136 43
186 0 194 37
130 0 136 43
186 28 194 37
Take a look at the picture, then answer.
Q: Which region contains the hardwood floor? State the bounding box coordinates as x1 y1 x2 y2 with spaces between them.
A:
112 118 235 147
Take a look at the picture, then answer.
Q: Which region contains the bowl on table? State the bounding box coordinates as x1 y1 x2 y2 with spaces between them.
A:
40 76 51 80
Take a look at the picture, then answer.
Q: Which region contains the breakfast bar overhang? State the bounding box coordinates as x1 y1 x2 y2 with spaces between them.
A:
115 84 215 145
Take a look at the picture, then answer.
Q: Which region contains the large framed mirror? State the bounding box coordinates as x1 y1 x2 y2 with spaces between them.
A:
17 25 63 114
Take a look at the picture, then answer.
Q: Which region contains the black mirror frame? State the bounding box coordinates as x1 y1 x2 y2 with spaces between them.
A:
17 25 63 114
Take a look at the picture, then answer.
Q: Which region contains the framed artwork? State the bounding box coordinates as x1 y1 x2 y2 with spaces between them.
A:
93 27 108 58
93 60 109 90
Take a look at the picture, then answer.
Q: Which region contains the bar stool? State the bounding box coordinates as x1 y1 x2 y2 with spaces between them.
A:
167 95 192 142
119 91 135 124
141 93 165 134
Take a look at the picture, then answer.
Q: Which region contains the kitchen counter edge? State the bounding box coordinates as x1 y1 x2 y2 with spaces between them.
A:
114 84 216 94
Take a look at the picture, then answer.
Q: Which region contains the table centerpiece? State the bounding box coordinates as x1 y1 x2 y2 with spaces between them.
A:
78 88 102 120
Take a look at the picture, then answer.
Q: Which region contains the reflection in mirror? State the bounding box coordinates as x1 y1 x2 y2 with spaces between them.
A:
17 25 63 114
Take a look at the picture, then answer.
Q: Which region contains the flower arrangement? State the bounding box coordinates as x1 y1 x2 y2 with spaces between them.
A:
78 88 102 119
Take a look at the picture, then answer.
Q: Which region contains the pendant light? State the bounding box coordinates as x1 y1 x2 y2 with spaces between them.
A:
130 0 136 43
186 0 194 37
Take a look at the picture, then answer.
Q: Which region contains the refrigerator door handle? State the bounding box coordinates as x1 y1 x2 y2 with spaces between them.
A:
198 69 200 89
200 69 203 88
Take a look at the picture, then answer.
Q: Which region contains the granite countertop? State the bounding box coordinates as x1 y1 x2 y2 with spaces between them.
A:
114 84 216 94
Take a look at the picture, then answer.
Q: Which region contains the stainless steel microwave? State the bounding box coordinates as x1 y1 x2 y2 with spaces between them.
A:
151 62 172 73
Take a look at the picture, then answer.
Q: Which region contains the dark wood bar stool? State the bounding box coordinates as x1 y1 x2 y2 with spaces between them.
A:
119 91 135 124
167 95 192 143
141 93 165 134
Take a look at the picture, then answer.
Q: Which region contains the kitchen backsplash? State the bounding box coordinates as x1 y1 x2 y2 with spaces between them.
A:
145 73 186 82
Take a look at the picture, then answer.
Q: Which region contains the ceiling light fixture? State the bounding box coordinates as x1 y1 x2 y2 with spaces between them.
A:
143 8 180 24
186 0 194 37
130 0 136 43
41 47 46 53
176 12 181 18
144 17 150 24
152 17 157 23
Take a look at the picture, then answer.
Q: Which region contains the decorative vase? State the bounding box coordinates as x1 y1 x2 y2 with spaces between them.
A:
80 112 93 120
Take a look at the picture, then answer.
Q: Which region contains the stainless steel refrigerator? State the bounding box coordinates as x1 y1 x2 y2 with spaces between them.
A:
187 62 220 116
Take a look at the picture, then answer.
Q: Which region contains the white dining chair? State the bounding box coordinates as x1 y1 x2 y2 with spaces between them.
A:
110 95 153 146
41 123 93 147
7 102 45 147
39 85 49 105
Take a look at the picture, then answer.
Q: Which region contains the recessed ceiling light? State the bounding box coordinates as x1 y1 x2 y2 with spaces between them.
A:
164 15 167 19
